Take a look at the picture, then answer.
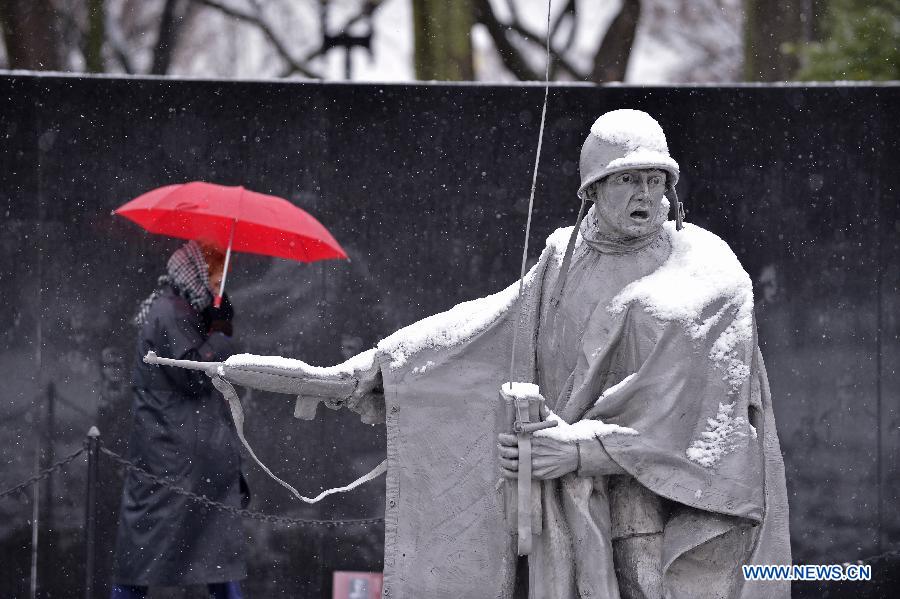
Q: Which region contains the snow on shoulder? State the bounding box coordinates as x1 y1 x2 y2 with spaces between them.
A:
377 227 572 370
376 281 521 370
609 222 754 391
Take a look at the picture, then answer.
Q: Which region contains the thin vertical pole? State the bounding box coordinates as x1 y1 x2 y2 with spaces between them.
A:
84 427 101 599
33 80 45 599
44 383 56 527
875 175 884 555
30 437 41 599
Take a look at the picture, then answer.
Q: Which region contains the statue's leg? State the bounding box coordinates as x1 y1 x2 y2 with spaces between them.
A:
612 534 664 599
609 476 667 599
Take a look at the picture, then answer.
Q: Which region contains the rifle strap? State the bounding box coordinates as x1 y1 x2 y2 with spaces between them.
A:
212 376 386 504
548 197 588 309
516 399 534 556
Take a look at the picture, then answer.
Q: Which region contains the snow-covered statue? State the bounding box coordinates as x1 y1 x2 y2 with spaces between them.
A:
149 109 791 598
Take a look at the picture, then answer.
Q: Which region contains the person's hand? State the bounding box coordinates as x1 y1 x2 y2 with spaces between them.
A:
498 433 578 480
204 293 234 322
203 293 234 336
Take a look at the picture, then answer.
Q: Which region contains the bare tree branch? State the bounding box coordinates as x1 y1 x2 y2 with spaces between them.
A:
558 0 578 53
503 19 583 79
475 0 583 80
105 4 135 74
54 0 85 67
198 0 323 78
474 0 538 80
590 0 640 82
279 0 383 77
549 0 576 78
200 0 384 79
549 0 574 44
503 0 519 24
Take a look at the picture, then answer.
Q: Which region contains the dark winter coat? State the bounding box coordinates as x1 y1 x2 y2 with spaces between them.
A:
113 286 247 586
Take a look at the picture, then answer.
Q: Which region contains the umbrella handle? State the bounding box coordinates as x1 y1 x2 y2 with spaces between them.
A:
215 218 237 308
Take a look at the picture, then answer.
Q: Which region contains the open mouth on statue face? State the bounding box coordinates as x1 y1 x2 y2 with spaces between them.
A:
629 207 650 222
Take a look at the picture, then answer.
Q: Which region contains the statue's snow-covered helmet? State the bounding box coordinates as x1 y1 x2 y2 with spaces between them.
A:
578 109 680 199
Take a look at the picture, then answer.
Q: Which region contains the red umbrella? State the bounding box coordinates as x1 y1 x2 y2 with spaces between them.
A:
115 181 348 306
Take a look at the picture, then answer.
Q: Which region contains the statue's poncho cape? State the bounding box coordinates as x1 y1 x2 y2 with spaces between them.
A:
226 222 791 599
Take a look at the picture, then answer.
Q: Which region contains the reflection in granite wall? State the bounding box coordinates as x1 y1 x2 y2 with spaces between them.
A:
0 75 897 597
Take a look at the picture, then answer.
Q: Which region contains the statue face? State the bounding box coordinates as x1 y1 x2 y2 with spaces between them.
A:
587 169 667 238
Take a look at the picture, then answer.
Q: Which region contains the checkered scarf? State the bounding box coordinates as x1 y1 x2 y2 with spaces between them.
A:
134 241 213 327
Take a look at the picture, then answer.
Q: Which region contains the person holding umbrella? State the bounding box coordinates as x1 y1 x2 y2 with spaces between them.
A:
111 181 348 598
111 240 247 599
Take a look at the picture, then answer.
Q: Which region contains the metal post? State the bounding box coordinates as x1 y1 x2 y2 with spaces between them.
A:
29 436 40 599
44 383 56 526
84 427 100 599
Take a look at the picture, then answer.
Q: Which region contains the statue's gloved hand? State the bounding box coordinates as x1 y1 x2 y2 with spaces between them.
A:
344 358 385 425
498 433 578 480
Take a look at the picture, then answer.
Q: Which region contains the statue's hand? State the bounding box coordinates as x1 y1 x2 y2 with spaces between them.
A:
498 433 519 478
498 433 578 480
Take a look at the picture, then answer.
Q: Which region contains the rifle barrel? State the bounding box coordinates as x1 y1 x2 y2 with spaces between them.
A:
143 351 222 376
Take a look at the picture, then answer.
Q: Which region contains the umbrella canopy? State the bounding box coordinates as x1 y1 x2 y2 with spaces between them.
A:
114 181 348 262
115 182 348 306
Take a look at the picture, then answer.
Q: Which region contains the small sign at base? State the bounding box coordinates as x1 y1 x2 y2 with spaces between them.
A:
333 571 383 599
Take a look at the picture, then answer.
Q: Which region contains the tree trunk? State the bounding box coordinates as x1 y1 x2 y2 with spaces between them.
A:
590 0 640 82
744 0 813 81
412 0 474 80
84 0 105 72
0 0 63 70
150 0 185 75
0 8 6 67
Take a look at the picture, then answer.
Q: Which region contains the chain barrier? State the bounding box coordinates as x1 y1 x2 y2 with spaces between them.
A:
1 437 383 528
0 443 87 500
100 446 384 528
3 433 900 568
